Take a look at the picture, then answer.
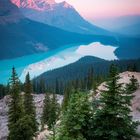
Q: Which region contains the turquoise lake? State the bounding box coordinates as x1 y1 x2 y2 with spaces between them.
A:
0 42 117 84
0 44 81 84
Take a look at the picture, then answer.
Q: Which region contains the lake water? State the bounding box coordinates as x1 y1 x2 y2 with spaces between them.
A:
0 42 118 84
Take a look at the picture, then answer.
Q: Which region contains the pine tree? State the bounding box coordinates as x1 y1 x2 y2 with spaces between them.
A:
24 72 38 133
92 64 139 140
48 93 59 129
57 91 93 140
48 124 57 140
0 84 6 99
126 75 139 93
62 86 71 111
8 67 24 140
87 67 94 90
41 92 51 129
55 79 59 95
38 78 46 93
6 82 10 95
59 81 64 95
10 115 34 140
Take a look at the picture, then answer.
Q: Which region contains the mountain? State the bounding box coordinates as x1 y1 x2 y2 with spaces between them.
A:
11 0 56 11
0 0 23 24
93 15 140 36
11 0 112 35
111 16 140 36
114 23 140 36
33 56 140 88
0 18 95 60
11 0 56 10
0 0 118 60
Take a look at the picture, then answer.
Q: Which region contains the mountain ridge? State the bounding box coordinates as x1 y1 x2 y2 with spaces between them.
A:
10 0 112 35
11 0 57 11
93 15 140 36
0 0 118 60
1 0 114 60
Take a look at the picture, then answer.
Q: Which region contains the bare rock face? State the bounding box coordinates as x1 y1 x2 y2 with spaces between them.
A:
11 0 73 11
0 94 63 140
11 0 56 11
0 96 10 140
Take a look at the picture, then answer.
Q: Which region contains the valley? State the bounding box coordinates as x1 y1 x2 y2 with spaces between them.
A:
0 0 140 140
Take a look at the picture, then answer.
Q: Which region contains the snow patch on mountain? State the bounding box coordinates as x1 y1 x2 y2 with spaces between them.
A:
20 42 118 81
11 0 72 11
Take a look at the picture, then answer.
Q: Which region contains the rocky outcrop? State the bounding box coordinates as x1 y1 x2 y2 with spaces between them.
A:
97 71 140 133
0 96 9 140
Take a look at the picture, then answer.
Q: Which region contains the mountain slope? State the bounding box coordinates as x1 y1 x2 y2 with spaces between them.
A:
0 0 23 24
0 0 117 60
0 19 116 60
93 15 140 36
34 56 140 88
11 0 112 35
0 19 93 60
115 23 140 36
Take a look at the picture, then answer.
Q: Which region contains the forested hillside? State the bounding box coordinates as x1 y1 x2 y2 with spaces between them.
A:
33 56 140 93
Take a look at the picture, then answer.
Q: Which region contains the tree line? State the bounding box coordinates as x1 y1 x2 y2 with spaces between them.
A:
33 57 140 94
0 57 140 99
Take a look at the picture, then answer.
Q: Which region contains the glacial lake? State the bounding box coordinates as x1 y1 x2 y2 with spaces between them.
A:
0 42 118 84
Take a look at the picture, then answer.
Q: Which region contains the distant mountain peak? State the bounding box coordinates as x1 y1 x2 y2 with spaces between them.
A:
59 1 73 9
11 0 56 11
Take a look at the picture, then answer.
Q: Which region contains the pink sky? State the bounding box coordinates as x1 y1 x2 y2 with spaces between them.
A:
56 0 140 19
